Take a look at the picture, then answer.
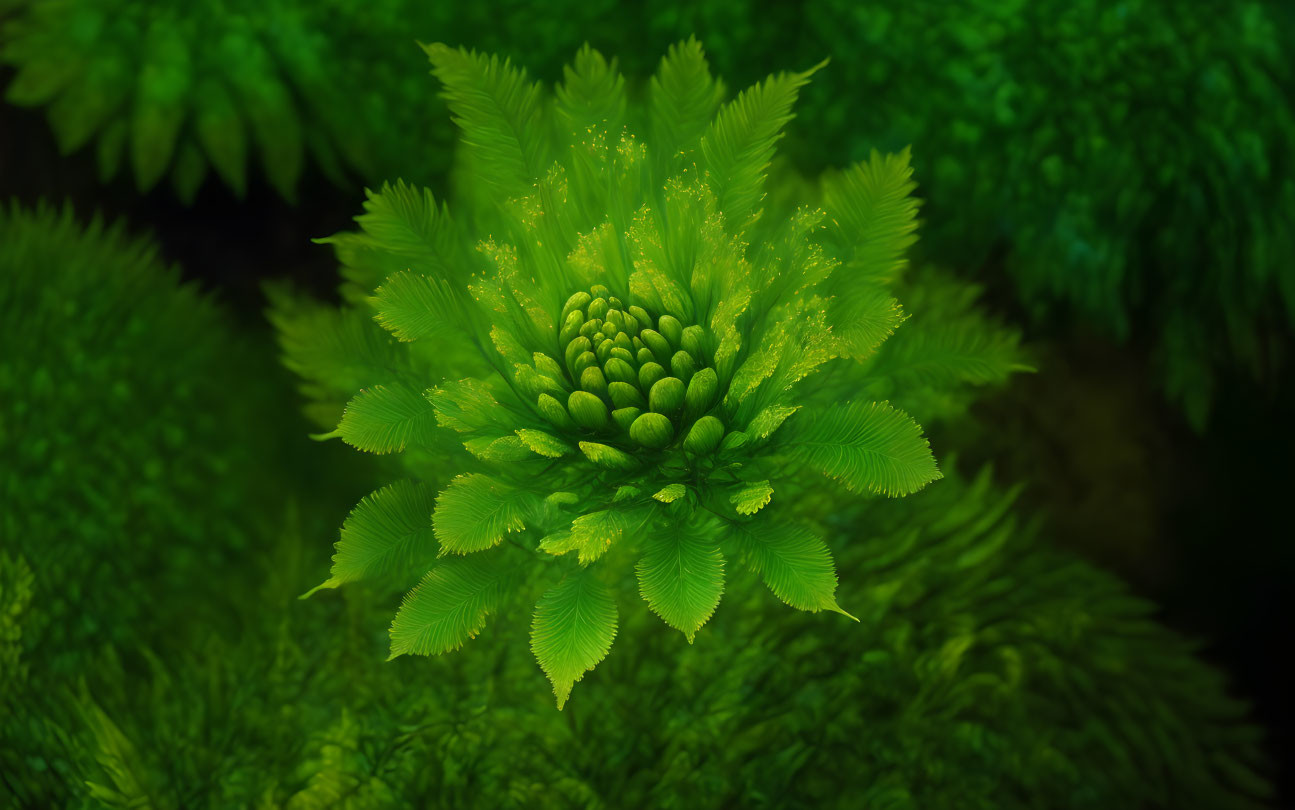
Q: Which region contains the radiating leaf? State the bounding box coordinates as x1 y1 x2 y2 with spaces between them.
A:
372 270 467 343
530 569 618 709
732 521 851 616
425 43 550 197
303 480 438 597
653 484 687 503
388 553 507 658
700 60 825 229
578 441 639 470
555 44 626 136
433 474 532 554
637 517 724 642
822 147 921 284
337 382 439 453
780 401 941 496
648 37 725 166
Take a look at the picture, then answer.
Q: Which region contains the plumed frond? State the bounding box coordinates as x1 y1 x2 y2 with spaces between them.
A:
780 401 941 496
303 481 438 597
341 181 467 281
425 43 551 197
373 270 468 342
700 60 825 230
648 36 726 169
516 428 573 458
555 44 627 137
388 553 507 657
732 521 849 615
637 517 725 642
433 474 535 554
821 147 921 286
337 383 440 454
530 569 618 710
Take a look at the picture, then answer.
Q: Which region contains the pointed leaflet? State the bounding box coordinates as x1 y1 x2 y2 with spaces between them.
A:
555 45 627 136
637 516 724 642
516 428 572 458
539 510 633 565
821 148 920 285
427 377 511 435
700 60 825 230
832 281 907 360
779 401 941 497
732 521 851 616
530 569 618 710
372 270 468 342
434 474 534 554
304 480 437 597
344 181 465 279
649 37 726 166
425 43 550 197
337 382 439 453
388 553 507 658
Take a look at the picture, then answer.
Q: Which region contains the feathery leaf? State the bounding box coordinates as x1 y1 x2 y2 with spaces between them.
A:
637 517 724 642
530 569 618 710
780 401 941 496
337 382 440 453
433 474 533 554
388 553 507 658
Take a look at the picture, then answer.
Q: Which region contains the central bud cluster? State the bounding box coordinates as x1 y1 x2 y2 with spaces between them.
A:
535 284 723 455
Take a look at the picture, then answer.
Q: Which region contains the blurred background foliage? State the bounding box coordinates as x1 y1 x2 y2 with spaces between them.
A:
1 0 1292 805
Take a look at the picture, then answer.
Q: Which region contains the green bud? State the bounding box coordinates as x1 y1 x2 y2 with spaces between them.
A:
681 325 706 359
621 312 639 334
658 315 683 347
580 318 604 339
683 367 718 421
561 291 591 321
649 376 685 416
613 332 634 352
595 339 614 364
568 390 609 430
609 347 635 365
534 352 565 381
609 381 645 409
640 329 671 362
605 309 625 330
628 305 652 328
630 412 674 449
580 366 609 399
639 361 666 391
608 296 623 310
559 311 584 345
588 297 609 320
538 393 576 430
604 357 637 384
670 350 697 383
636 347 655 366
564 336 592 371
683 416 725 454
589 284 611 299
601 321 619 339
611 406 642 432
573 351 598 377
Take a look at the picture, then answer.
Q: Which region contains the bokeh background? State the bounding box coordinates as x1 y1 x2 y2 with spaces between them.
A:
2 0 1292 805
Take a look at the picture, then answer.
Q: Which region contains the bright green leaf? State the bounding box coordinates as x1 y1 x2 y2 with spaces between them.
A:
434 474 532 554
637 517 724 642
530 569 618 710
337 382 439 453
732 522 851 616
729 480 773 515
388 553 507 658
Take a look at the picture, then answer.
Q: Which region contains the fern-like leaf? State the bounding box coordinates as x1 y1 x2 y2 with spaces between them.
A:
425 43 550 197
530 568 618 710
372 270 466 342
555 44 626 137
337 382 439 453
648 36 725 167
780 400 941 496
637 517 724 642
821 147 921 284
433 474 533 554
388 553 507 658
700 59 825 229
303 480 438 597
732 521 851 616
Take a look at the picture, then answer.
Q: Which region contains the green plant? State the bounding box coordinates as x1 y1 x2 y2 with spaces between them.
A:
0 202 286 804
787 0 1295 427
269 39 1046 710
26 465 1268 809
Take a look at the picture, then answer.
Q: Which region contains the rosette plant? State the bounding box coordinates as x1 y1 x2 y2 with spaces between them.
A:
298 40 944 708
